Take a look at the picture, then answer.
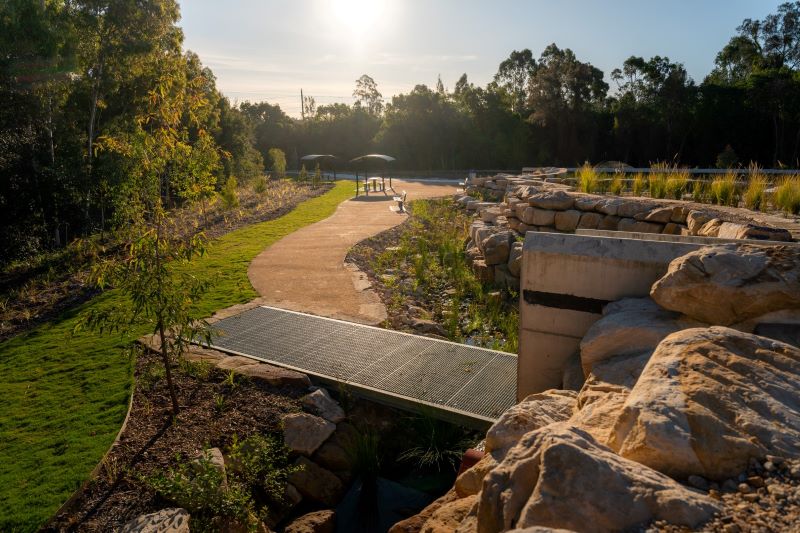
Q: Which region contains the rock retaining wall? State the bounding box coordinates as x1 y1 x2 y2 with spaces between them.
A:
455 173 795 292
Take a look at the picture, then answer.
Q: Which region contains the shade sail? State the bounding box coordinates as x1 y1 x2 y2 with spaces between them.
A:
300 154 339 162
350 154 396 163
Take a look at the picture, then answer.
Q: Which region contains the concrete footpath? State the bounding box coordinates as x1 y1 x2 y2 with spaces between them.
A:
247 180 456 324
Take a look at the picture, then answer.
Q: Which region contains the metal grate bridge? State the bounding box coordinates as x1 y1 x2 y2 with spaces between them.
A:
202 306 516 428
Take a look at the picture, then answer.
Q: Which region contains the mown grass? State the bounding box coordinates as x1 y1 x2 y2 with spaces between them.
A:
0 181 353 532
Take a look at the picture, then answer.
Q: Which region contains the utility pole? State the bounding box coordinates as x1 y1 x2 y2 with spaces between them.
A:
300 88 305 121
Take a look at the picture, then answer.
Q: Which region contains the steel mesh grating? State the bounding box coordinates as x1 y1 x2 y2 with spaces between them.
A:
205 306 516 423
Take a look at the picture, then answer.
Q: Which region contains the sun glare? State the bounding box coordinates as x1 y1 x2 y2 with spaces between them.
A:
330 0 385 36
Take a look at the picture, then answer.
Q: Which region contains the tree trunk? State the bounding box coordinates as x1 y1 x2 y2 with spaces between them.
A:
158 319 180 416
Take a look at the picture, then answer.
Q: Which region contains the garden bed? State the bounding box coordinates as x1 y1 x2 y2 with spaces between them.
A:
346 199 518 353
0 180 330 343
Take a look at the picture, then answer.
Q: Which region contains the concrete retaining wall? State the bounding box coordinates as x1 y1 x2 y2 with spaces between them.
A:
518 232 704 399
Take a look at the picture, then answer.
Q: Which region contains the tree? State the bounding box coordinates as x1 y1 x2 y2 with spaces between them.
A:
353 74 383 115
80 56 219 415
495 49 537 114
268 147 286 177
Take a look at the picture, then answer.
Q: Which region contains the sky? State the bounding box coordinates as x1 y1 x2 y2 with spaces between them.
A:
180 0 784 117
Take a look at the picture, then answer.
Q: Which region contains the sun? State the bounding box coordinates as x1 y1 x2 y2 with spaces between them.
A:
330 0 385 35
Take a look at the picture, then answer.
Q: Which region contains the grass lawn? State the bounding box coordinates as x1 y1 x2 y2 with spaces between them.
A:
0 181 353 532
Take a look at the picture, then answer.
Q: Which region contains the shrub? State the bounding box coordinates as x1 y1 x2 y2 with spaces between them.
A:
345 425 382 481
711 171 739 206
631 172 647 196
715 144 739 169
146 451 258 532
609 175 625 196
398 408 474 472
312 163 322 189
743 164 768 210
692 179 709 203
226 434 297 502
252 175 268 194
577 163 599 193
774 176 800 214
665 170 689 200
298 164 308 184
268 148 286 178
220 176 239 209
649 173 667 199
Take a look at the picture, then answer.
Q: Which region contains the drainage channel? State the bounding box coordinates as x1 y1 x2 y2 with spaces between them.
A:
200 306 516 429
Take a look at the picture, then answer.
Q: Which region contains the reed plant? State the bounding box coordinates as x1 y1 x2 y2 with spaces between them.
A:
774 175 800 214
649 173 667 199
743 163 769 211
609 174 625 195
577 163 599 193
665 170 690 200
631 172 647 196
710 171 739 206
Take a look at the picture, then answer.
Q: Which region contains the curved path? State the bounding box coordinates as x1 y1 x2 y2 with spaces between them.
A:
247 180 456 324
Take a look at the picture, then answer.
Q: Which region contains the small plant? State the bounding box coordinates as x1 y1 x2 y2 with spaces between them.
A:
298 164 309 184
345 424 382 481
145 452 258 532
398 408 473 472
774 175 800 214
226 434 299 502
710 171 739 206
213 393 226 414
577 163 599 193
312 163 322 189
252 175 268 194
665 170 689 200
139 360 166 391
179 359 214 381
221 175 239 209
631 172 647 196
223 369 238 389
101 455 121 484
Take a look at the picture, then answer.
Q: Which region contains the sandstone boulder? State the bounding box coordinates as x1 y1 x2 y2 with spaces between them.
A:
553 210 580 232
421 495 477 533
616 200 653 218
570 352 650 447
455 454 499 498
641 207 674 223
573 195 603 211
485 390 576 456
477 424 720 533
389 489 460 533
716 222 792 242
301 388 345 423
236 363 311 388
288 457 344 507
650 244 800 325
528 191 573 210
471 260 494 283
283 413 336 456
686 210 715 235
482 231 514 266
595 198 625 216
284 510 335 533
609 327 800 480
577 212 602 229
579 297 700 375
120 509 190 533
597 215 620 231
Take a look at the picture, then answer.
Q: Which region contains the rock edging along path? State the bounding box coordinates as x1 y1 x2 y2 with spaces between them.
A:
247 179 456 324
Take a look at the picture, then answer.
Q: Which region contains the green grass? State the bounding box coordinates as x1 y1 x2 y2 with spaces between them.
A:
0 181 353 532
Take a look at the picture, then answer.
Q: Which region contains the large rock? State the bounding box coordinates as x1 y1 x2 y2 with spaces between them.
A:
650 244 800 325
481 231 514 266
455 454 499 498
507 242 523 277
579 298 700 375
609 327 800 480
570 352 650 447
389 489 460 533
686 210 714 234
477 424 720 533
120 509 190 533
485 390 576 456
576 212 602 229
283 413 336 456
528 190 573 210
236 363 311 388
421 495 477 533
553 210 580 232
284 510 335 533
288 456 344 507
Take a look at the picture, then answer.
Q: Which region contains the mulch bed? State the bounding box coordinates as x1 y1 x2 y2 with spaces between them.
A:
44 351 305 532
